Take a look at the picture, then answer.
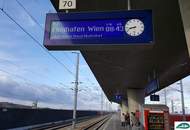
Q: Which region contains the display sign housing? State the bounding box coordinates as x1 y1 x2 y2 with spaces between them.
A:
44 10 154 50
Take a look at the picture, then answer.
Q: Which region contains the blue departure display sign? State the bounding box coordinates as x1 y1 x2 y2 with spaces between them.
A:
51 19 143 40
145 79 159 96
115 95 122 101
44 10 153 50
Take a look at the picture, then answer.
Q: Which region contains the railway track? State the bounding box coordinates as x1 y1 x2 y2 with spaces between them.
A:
80 115 111 130
28 115 111 130
28 120 72 130
28 116 94 130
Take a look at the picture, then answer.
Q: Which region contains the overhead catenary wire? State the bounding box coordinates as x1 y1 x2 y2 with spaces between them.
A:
0 68 74 108
15 0 44 30
0 2 103 110
0 0 76 83
66 53 96 85
0 68 72 93
62 52 97 86
0 1 98 87
15 0 75 67
0 48 94 91
0 8 75 77
16 0 97 86
1 9 92 92
63 52 76 66
0 58 70 87
0 68 43 88
0 58 20 67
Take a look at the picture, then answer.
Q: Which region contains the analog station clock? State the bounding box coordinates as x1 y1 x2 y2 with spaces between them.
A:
125 19 145 36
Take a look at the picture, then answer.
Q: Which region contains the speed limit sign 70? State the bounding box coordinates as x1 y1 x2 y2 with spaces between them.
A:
59 0 76 9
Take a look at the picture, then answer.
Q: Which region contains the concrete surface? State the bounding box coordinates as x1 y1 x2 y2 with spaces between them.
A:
103 113 141 130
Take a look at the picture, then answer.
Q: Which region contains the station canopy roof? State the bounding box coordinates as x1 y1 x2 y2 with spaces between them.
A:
50 0 190 102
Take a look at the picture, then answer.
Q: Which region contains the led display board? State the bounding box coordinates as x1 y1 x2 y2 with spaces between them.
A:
145 79 159 96
150 94 160 101
44 10 153 50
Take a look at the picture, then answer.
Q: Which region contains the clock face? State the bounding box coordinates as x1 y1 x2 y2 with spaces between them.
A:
125 19 144 36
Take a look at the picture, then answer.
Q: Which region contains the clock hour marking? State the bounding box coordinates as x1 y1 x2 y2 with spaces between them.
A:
125 19 145 36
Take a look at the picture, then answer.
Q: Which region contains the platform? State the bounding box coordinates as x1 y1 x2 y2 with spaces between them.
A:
104 113 141 130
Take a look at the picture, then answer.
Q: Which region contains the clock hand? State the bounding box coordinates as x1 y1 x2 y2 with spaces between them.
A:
129 26 137 29
126 26 137 32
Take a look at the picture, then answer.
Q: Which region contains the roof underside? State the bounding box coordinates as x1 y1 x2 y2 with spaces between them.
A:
50 0 190 102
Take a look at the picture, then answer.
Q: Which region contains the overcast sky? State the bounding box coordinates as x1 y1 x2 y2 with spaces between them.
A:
0 0 119 110
0 0 189 113
145 76 190 114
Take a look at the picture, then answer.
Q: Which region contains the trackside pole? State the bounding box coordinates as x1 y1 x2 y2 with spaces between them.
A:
72 52 80 129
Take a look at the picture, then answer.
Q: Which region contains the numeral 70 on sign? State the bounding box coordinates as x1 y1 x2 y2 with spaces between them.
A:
59 0 76 9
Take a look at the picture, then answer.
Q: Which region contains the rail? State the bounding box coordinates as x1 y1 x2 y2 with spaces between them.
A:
29 116 96 130
79 115 111 130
